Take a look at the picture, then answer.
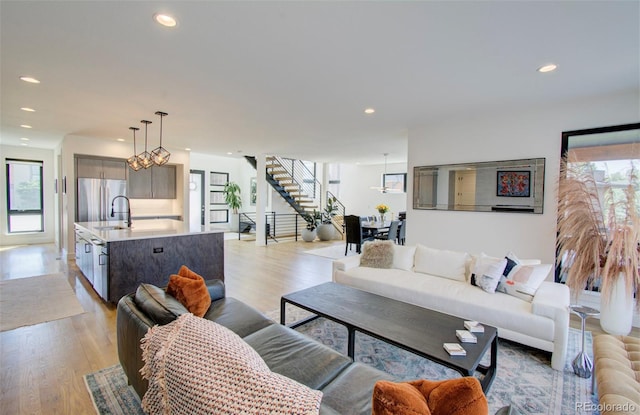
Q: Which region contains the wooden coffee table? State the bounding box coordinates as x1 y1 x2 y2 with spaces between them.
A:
281 282 497 392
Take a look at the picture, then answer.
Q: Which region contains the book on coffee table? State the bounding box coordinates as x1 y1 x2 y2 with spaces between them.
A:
456 329 478 343
464 320 485 333
443 343 466 356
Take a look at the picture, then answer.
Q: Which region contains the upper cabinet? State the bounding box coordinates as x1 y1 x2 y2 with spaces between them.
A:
127 165 176 199
76 157 127 180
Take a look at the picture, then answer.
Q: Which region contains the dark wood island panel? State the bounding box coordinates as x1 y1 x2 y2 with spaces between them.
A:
107 232 224 303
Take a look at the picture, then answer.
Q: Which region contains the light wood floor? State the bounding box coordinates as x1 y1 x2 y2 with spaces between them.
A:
0 240 636 414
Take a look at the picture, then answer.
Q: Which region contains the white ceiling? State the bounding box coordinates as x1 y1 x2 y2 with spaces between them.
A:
1 1 638 164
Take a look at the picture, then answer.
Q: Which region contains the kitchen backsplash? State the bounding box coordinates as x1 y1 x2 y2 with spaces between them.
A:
129 198 182 218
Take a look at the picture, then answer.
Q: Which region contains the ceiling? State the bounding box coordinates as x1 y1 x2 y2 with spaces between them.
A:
1 1 638 165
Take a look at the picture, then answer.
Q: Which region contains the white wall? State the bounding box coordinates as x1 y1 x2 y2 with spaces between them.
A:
406 90 639 264
337 162 408 219
0 145 56 246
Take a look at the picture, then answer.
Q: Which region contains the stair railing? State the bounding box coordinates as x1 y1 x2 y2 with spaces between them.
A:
269 156 321 210
326 190 346 236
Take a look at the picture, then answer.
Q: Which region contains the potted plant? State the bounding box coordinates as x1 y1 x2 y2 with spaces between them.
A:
223 182 242 231
317 197 339 241
556 159 639 335
301 210 320 242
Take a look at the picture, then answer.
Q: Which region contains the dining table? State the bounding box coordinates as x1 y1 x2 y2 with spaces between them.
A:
361 220 392 238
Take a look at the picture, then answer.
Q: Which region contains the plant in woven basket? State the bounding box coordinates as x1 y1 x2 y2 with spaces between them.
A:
556 158 639 307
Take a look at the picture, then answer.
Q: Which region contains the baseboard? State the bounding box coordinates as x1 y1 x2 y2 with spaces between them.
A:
578 289 640 328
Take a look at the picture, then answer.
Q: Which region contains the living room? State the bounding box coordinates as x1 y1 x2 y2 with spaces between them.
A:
1 1 639 414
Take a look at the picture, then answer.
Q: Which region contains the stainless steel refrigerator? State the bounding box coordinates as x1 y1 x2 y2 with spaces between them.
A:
77 178 127 222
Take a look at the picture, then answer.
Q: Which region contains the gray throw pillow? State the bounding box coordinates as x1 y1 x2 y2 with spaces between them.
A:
134 283 188 325
360 240 395 269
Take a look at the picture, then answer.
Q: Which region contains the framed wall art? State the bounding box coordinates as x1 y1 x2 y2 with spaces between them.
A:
250 177 257 206
496 171 531 197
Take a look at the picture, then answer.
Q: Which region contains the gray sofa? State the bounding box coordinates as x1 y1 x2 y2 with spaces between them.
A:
117 279 395 415
117 279 513 414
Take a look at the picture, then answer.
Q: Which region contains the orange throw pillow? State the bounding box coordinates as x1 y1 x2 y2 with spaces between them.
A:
372 377 488 415
166 265 211 317
372 380 431 415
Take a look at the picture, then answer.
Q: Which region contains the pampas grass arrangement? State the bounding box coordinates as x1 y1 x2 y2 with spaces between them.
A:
556 158 639 306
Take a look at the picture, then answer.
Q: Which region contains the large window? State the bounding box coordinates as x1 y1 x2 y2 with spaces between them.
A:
6 159 44 233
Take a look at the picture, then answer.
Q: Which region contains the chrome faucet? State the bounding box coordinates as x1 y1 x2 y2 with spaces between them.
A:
110 195 132 228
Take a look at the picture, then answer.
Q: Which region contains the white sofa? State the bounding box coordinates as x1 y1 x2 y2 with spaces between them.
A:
332 244 571 370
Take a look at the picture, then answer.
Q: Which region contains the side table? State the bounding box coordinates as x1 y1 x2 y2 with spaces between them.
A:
569 305 600 378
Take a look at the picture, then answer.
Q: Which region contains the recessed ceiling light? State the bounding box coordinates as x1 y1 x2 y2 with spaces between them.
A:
20 124 32 129
227 152 233 155
116 138 125 142
537 64 557 73
20 107 35 112
20 76 40 84
364 108 375 114
154 13 177 27
21 143 29 146
20 137 30 141
185 148 191 151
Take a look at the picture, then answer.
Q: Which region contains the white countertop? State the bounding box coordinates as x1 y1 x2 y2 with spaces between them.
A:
74 219 224 242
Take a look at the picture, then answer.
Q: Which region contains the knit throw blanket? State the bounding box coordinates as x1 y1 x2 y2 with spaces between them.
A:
140 314 322 415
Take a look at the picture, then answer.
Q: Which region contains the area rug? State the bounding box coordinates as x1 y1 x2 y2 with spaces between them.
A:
84 365 144 415
85 312 597 415
288 314 597 415
305 243 357 259
0 273 85 331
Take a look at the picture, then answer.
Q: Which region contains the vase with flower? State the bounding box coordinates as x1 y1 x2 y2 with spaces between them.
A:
556 159 639 335
376 204 390 223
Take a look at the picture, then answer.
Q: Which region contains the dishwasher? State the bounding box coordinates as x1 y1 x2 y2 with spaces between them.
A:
91 238 109 300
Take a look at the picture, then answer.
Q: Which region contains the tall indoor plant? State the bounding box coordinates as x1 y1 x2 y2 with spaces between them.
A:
556 159 639 335
317 197 338 241
301 210 320 242
224 182 242 231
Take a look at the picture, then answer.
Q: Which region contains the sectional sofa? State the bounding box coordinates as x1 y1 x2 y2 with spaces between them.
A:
117 279 518 414
332 243 571 370
117 279 398 414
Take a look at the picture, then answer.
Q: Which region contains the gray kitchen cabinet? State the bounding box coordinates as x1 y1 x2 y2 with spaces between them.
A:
152 165 176 199
76 156 127 180
127 165 176 199
127 167 152 198
74 228 94 284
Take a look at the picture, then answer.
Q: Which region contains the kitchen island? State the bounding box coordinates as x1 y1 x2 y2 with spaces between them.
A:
74 219 224 303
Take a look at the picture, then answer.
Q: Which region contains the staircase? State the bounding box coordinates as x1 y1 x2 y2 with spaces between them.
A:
244 155 344 236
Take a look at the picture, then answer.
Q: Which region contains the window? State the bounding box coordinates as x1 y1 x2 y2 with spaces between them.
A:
383 173 407 193
209 171 229 224
326 163 341 198
6 159 44 233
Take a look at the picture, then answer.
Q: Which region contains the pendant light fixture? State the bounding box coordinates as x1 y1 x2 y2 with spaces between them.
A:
370 153 402 193
137 120 154 169
126 126 142 171
151 111 170 166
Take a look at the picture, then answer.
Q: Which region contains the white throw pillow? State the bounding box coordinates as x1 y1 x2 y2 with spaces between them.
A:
505 263 552 292
496 262 551 302
504 251 541 274
414 245 469 281
471 253 508 293
392 245 416 271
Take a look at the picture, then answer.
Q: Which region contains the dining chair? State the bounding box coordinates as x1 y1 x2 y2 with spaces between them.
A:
396 220 406 245
345 215 374 255
375 220 400 242
359 216 374 239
